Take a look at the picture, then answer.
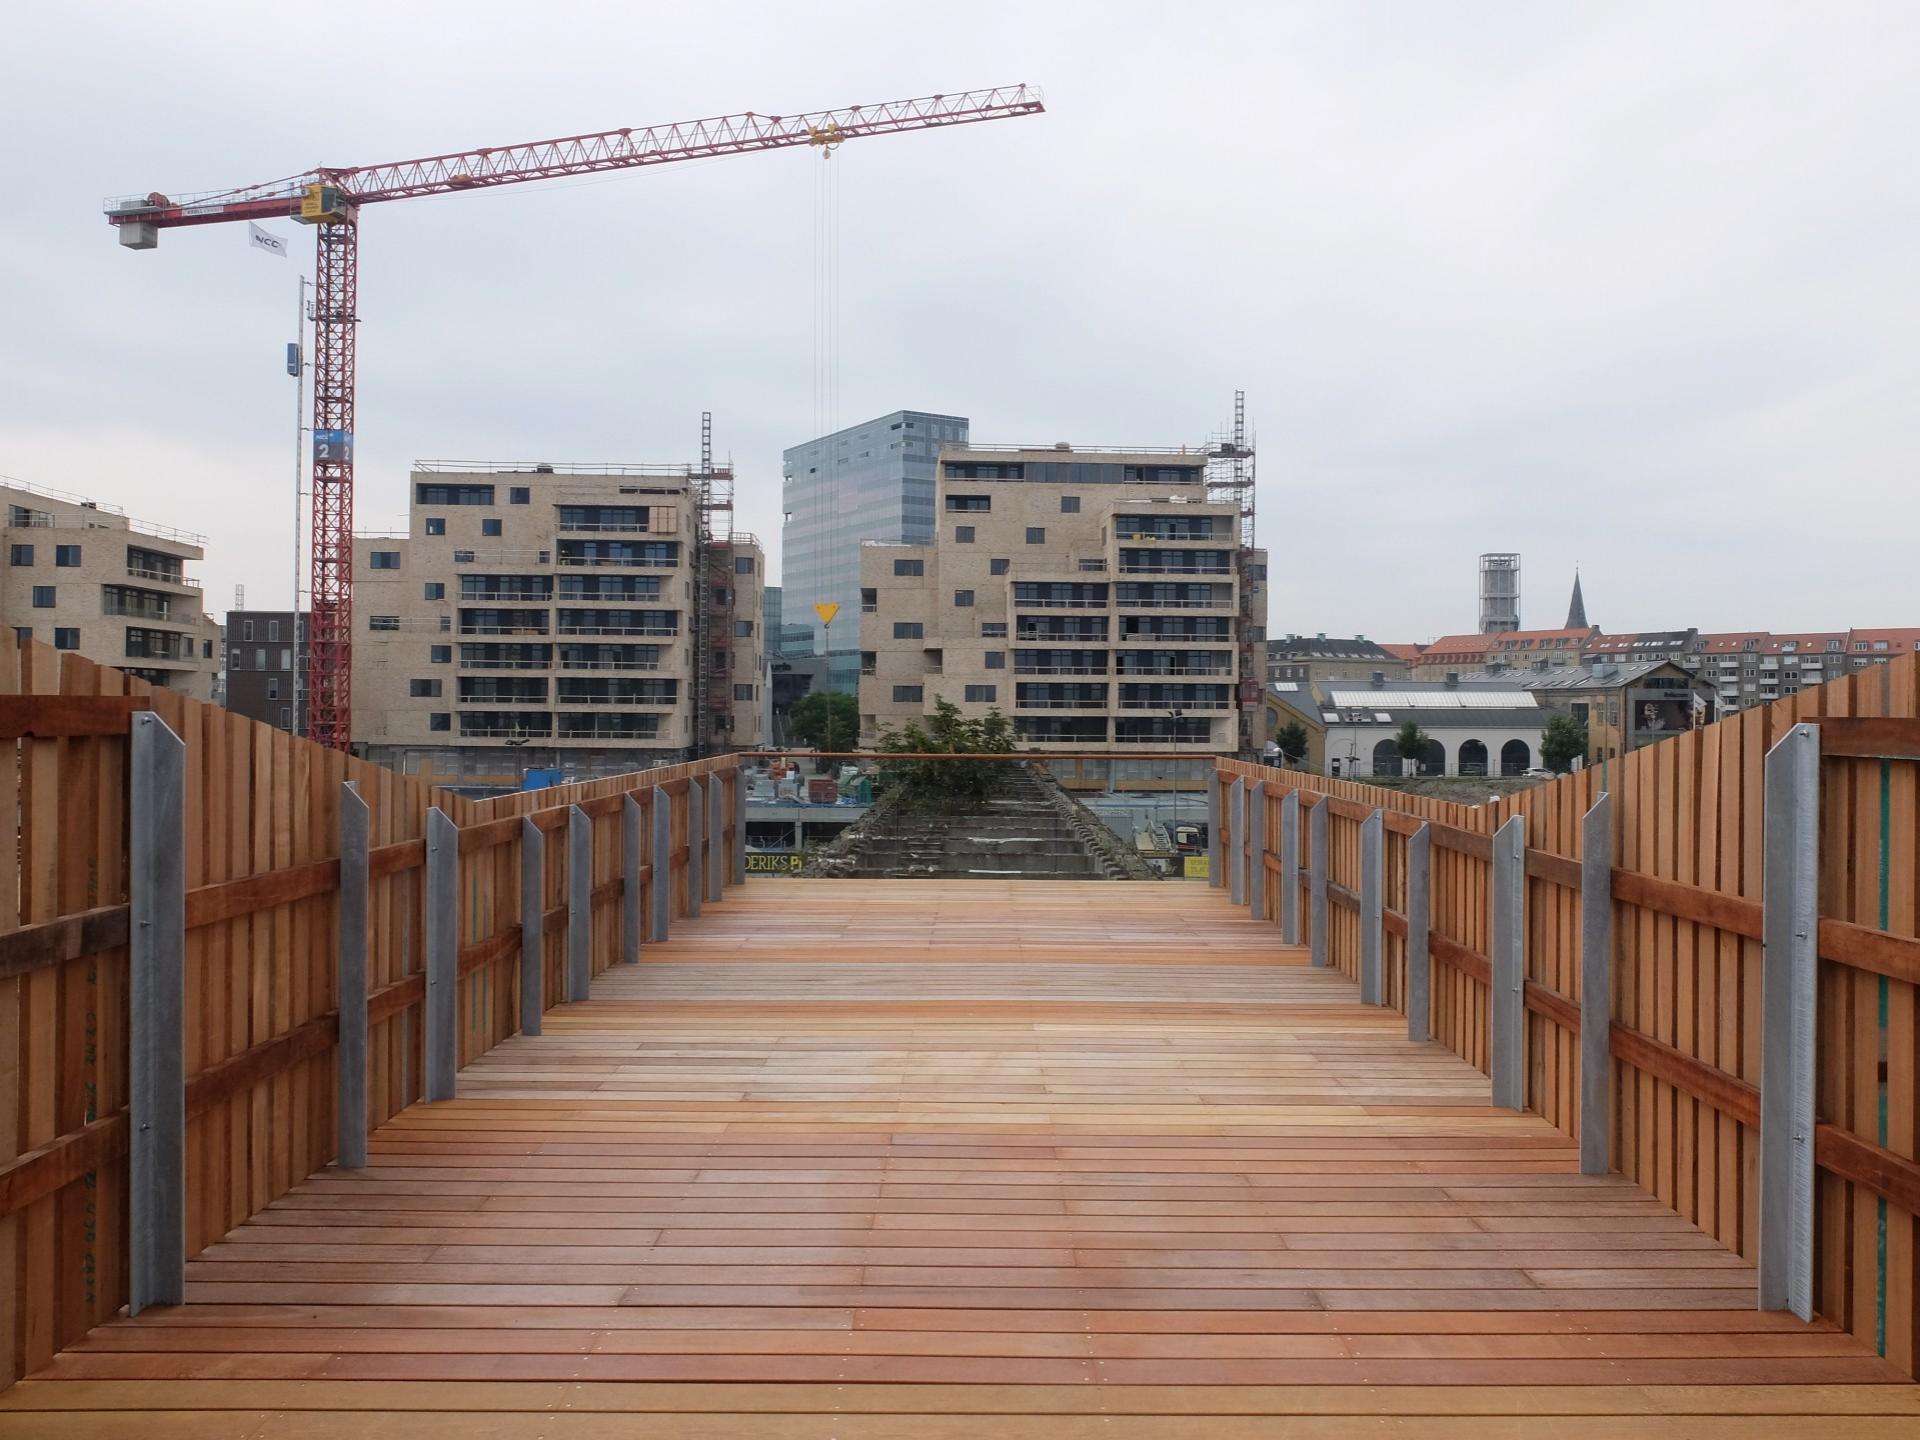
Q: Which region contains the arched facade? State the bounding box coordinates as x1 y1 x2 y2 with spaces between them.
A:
1419 739 1445 776
1500 738 1531 776
1458 739 1489 776
1372 739 1400 776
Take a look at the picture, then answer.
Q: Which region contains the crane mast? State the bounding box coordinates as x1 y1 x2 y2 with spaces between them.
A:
107 86 1044 749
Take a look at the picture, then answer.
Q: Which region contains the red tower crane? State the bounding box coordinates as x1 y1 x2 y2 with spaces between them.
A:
106 85 1044 749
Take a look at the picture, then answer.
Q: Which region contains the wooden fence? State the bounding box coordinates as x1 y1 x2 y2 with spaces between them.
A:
1216 651 1920 1378
0 643 745 1388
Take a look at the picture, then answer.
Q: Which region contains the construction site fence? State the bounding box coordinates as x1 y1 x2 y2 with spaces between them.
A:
1215 651 1920 1379
0 641 746 1388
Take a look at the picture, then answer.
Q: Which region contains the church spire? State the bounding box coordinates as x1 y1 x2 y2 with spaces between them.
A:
1565 569 1589 630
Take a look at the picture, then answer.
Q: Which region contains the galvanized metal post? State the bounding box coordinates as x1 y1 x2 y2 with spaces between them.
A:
1490 814 1526 1111
650 786 671 942
519 817 543 1036
1359 808 1384 1006
1579 791 1614 1177
1759 722 1819 1319
1227 777 1247 906
623 794 642 965
732 766 748 887
336 781 370 1170
567 805 591 1002
1279 789 1301 944
129 712 185 1313
1246 781 1268 921
706 771 725 904
1308 798 1329 968
1406 822 1431 1043
1205 770 1222 888
424 806 458 1103
686 778 704 918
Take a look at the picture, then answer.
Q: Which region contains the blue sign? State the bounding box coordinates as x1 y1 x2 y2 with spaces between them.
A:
313 428 353 463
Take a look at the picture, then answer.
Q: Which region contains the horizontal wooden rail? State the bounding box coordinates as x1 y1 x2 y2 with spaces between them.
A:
1819 716 1920 760
0 693 150 739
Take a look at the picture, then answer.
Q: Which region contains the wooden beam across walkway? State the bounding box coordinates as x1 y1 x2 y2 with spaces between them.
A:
0 880 1908 1438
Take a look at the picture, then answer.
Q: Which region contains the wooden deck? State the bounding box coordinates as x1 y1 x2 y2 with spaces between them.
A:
3 880 1912 1437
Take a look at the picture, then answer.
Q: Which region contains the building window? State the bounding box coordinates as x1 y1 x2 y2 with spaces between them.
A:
12 627 29 643
266 679 280 700
414 483 495 506
510 486 530 505
242 619 254 640
278 707 291 728
255 648 266 668
893 558 924 577
453 549 475 563
892 685 923 703
1025 527 1045 545
893 621 923 639
204 640 214 658
954 526 975 544
54 545 80 567
439 616 451 632
424 582 444 600
369 615 400 631
430 644 451 663
30 586 54 608
482 518 503 537
266 619 280 642
1059 496 1080 514
980 622 1008 638
429 712 450 732
990 557 1010 576
734 555 754 574
369 550 400 570
409 679 442 698
425 517 446 536
8 544 31 566
733 683 754 701
984 651 1005 669
734 619 754 637
860 651 876 675
945 494 991 512
954 589 974 608
281 648 292 669
52 627 78 651
964 684 997 703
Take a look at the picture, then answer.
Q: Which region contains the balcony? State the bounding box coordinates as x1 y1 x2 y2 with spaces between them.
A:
126 565 201 590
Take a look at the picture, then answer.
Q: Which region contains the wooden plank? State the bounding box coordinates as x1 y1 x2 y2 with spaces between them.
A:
0 694 150 740
1820 716 1920 761
1611 868 1764 941
0 906 131 983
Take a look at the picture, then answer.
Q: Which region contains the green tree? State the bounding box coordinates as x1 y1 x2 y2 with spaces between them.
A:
1393 720 1431 774
1274 721 1309 766
788 689 858 752
1541 712 1588 774
874 696 1016 809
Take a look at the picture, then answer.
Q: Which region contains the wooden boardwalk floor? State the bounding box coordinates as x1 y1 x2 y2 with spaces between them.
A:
3 879 1912 1437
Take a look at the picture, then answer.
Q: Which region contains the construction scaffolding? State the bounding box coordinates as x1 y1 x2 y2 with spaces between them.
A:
1207 390 1261 752
692 411 736 757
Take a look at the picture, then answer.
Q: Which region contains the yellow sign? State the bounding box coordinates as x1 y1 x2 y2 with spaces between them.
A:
746 852 804 874
813 602 840 626
1183 856 1211 880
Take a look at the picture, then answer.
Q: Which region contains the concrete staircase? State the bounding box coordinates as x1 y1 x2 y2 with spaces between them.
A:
815 766 1134 880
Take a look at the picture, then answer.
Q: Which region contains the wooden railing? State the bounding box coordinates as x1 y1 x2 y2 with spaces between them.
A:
1213 652 1920 1379
0 642 745 1387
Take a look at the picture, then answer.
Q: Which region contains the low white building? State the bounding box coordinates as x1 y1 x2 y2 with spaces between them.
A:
1315 677 1545 778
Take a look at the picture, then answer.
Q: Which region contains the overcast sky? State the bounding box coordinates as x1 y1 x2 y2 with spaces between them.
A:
3 1 1915 643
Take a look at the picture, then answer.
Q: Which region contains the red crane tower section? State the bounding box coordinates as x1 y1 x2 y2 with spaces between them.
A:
106 86 1045 749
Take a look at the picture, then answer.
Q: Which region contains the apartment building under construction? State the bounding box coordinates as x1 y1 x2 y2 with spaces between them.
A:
858 444 1267 752
350 463 763 782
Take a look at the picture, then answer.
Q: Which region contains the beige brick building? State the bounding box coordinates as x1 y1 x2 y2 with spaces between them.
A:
1 480 221 698
857 446 1267 752
350 464 763 781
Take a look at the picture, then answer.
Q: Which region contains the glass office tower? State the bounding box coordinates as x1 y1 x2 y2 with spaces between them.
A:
781 410 969 692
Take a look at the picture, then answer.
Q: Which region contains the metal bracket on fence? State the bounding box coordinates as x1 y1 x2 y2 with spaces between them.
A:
567 805 591 1002
1579 791 1614 1177
707 771 725 904
732 767 748 887
1228 776 1247 906
650 786 671 942
1309 798 1329 968
336 781 370 1171
129 711 185 1314
1406 822 1431 1043
1490 814 1526 1111
424 807 458 1103
687 778 704 917
1206 770 1223 888
1360 808 1384 1006
1247 781 1268 921
519 817 543 1036
623 794 642 965
1280 789 1301 944
1759 722 1819 1320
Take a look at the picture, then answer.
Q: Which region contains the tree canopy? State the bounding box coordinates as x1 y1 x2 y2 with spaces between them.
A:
787 689 858 751
874 697 1016 809
1541 713 1588 773
1274 721 1309 765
